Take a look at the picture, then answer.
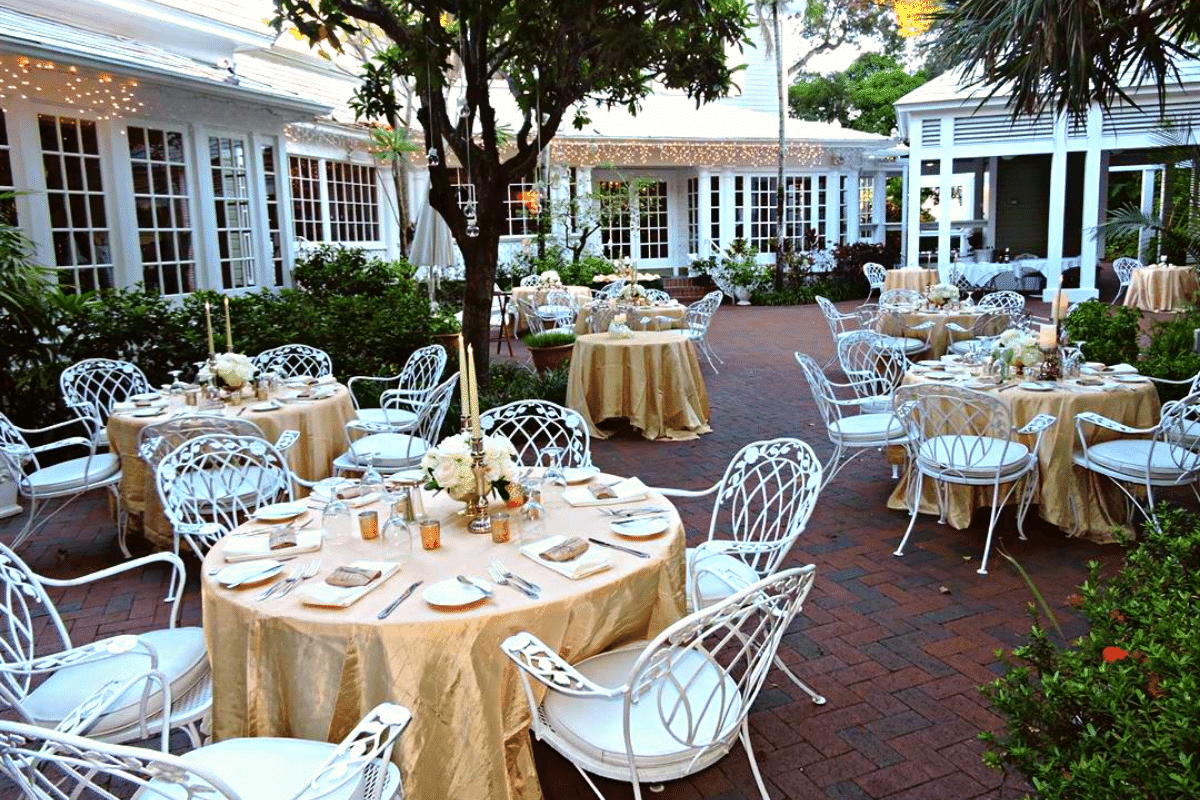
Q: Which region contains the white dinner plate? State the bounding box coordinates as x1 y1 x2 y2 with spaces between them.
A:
1113 374 1150 383
131 407 168 418
130 392 163 402
253 501 308 522
965 379 1000 390
609 516 670 539
923 371 955 381
213 560 284 588
423 578 491 608
1019 382 1054 392
250 402 281 412
562 466 600 484
917 360 942 367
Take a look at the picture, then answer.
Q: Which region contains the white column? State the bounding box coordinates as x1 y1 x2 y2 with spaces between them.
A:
985 157 998 252
697 168 711 256
872 172 887 244
1138 167 1157 262
1044 114 1069 299
847 170 861 243
824 171 840 248
904 154 919 266
719 170 735 250
1077 105 1103 300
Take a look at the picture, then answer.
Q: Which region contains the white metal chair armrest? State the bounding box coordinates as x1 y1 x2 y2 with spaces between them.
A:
501 632 625 698
347 373 403 409
648 481 720 498
274 429 301 453
36 551 187 621
1016 414 1057 436
0 634 161 676
28 436 95 455
56 670 174 751
1075 411 1154 437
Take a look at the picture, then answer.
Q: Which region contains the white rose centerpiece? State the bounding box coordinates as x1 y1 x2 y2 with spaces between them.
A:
421 432 519 502
537 270 562 288
616 281 650 306
212 352 257 389
926 283 959 308
992 327 1043 371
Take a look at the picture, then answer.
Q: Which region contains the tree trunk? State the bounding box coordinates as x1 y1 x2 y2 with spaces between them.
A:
394 163 410 258
458 229 500 390
773 4 786 291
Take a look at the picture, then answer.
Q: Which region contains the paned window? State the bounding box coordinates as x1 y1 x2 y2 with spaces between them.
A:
128 125 195 295
686 177 698 254
840 175 849 242
326 161 379 241
39 114 114 292
209 135 256 289
505 181 539 237
749 176 777 252
783 176 808 242
709 176 720 246
859 175 874 226
734 176 744 240
261 143 284 286
0 110 14 223
289 156 322 242
598 180 631 258
638 180 668 260
817 175 828 248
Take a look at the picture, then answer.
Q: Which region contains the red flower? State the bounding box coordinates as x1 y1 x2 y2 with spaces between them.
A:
1102 646 1129 663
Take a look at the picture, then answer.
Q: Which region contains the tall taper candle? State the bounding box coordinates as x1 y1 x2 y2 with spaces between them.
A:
223 296 233 352
467 344 481 438
457 334 470 413
204 301 215 354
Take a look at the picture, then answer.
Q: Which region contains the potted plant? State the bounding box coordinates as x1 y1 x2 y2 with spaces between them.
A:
522 331 576 374
429 304 462 351
713 240 767 305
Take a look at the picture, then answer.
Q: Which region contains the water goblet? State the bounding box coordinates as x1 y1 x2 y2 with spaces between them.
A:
381 514 414 566
542 447 566 488
321 500 353 546
168 369 185 394
360 453 386 497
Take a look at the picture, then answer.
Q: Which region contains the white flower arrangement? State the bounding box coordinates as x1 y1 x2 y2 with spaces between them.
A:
537 270 562 288
420 432 519 502
992 328 1043 369
616 282 650 306
926 283 960 307
212 353 257 389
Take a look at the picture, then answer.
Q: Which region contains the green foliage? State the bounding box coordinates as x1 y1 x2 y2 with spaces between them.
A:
440 362 570 439
716 239 770 290
429 305 461 335
522 331 576 349
981 507 1200 799
1138 303 1200 400
789 53 929 136
1060 301 1142 366
291 244 415 296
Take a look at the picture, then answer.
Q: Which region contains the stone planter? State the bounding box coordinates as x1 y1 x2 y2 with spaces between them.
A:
732 286 752 306
433 332 461 353
529 343 574 374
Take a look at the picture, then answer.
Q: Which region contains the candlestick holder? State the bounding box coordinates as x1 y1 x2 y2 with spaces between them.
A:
1037 344 1061 382
466 433 493 535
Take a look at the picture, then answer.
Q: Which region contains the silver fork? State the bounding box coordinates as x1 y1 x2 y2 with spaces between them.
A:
276 559 322 599
257 564 303 601
490 559 541 594
488 564 538 599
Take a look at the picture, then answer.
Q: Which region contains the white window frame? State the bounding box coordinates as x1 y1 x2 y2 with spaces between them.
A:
0 109 15 223
286 153 384 248
685 176 698 255
204 131 258 291
504 181 540 238
258 136 287 288
638 179 669 261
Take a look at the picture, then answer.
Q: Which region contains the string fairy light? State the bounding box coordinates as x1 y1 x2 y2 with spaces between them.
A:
0 54 143 121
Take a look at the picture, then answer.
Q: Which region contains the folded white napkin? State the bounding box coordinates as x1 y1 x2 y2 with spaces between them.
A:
345 492 382 508
316 375 337 386
112 399 167 411
311 386 337 399
298 560 400 607
562 477 649 507
224 529 323 562
1108 363 1137 374
520 536 612 579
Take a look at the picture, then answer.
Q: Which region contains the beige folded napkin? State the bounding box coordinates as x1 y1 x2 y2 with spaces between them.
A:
223 529 323 562
540 537 589 562
311 386 337 399
299 560 399 607
521 536 612 579
345 492 382 508
563 477 648 507
326 565 382 587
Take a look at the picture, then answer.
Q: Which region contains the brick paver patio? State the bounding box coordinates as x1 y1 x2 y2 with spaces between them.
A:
0 296 1131 799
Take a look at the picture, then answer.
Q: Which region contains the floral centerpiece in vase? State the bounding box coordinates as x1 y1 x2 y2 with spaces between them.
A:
925 283 959 309
992 328 1043 377
197 352 257 391
536 269 562 289
421 432 519 504
616 282 650 306
608 312 634 338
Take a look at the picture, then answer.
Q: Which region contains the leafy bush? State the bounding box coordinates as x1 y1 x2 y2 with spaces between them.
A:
1060 301 1142 366
291 244 414 296
981 508 1200 799
1138 302 1200 399
440 361 569 438
522 331 576 348
752 277 861 306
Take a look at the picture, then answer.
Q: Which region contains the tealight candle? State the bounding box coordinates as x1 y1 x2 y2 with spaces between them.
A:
1038 324 1057 349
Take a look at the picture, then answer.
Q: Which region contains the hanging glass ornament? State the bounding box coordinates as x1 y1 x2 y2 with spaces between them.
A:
427 148 440 166
466 215 480 238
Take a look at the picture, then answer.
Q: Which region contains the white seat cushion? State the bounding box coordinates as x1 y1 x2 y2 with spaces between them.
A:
918 435 1029 478
880 336 926 354
23 627 208 735
1166 419 1200 451
685 547 760 608
1085 439 1200 481
147 737 399 800
27 452 120 495
350 433 430 468
947 339 977 355
542 644 742 770
829 413 905 443
354 407 418 429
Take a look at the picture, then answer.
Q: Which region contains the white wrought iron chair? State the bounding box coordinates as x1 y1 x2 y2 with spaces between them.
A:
336 372 458 477
347 344 448 432
517 297 573 336
1073 391 1200 524
1111 256 1140 305
519 274 542 287
0 543 211 748
0 412 122 552
870 306 934 358
156 434 297 560
540 289 582 327
978 290 1026 320
650 437 826 703
597 279 627 299
893 384 1056 575
684 290 724 373
643 288 672 304
862 262 886 302
252 344 334 379
836 330 911 414
59 358 154 449
945 311 1009 356
138 416 300 470
479 399 593 468
878 288 923 308
795 352 908 486
0 702 410 800
501 566 818 800
816 295 863 367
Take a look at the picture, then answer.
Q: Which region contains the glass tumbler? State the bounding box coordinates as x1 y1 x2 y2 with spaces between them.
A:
381 514 414 566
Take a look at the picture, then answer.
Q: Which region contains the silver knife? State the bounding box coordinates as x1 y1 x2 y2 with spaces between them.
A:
588 537 651 558
377 581 423 619
457 574 494 598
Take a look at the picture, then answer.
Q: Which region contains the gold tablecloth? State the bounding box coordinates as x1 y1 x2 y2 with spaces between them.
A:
107 387 356 550
887 373 1160 542
877 308 997 358
202 483 686 800
572 302 687 334
566 331 712 441
884 268 938 292
1124 266 1199 312
510 285 593 330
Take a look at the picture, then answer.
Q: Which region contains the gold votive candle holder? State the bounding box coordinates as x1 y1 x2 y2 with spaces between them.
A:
506 482 525 509
358 510 379 541
418 517 441 550
184 388 199 406
491 513 512 544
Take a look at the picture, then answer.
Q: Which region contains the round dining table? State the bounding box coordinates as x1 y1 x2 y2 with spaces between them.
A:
888 369 1160 542
202 481 686 800
573 300 687 334
877 305 1001 358
106 386 356 551
566 330 712 441
1123 266 1199 312
510 285 593 331
884 268 939 292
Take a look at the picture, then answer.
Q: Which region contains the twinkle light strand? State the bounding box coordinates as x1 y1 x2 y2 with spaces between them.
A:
0 54 143 121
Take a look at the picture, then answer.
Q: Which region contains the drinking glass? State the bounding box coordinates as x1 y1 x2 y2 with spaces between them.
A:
360 453 385 497
518 484 549 544
381 515 414 565
542 447 566 488
321 500 353 546
168 369 185 395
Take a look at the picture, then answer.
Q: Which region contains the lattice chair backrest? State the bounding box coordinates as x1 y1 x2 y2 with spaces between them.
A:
978 291 1025 315
794 351 842 429
0 543 70 705
894 384 1018 479
390 344 448 413
59 358 152 428
1152 393 1200 475
0 414 36 498
706 439 822 577
686 290 723 330
644 288 672 304
837 330 908 401
286 702 411 799
410 373 460 446
1112 257 1140 283
480 400 592 468
879 288 922 308
156 435 293 556
946 263 962 287
516 297 547 335
598 279 626 299
863 262 886 287
584 302 617 333
520 274 541 287
252 344 333 379
137 417 265 469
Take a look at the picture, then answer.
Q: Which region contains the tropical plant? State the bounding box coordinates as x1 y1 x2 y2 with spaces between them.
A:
1138 303 1200 400
1060 301 1142 367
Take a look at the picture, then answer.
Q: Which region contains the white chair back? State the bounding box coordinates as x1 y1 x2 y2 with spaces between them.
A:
59 358 153 433
391 344 448 412
137 416 266 468
0 543 73 706
519 274 541 287
597 279 626 299
0 414 40 499
480 399 592 468
879 288 922 307
350 373 459 467
252 344 333 379
836 330 909 402
978 290 1025 316
863 262 886 287
794 352 846 431
894 384 1017 479
644 287 672 304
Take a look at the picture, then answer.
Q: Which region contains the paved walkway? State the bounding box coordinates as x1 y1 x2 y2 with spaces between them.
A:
1 298 1128 799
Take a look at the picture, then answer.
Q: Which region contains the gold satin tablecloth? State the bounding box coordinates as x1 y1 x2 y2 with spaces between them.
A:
107 387 356 550
566 331 712 441
884 268 938 292
202 483 686 800
573 302 687 334
888 372 1160 542
877 307 998 358
1123 266 1199 312
510 285 593 330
